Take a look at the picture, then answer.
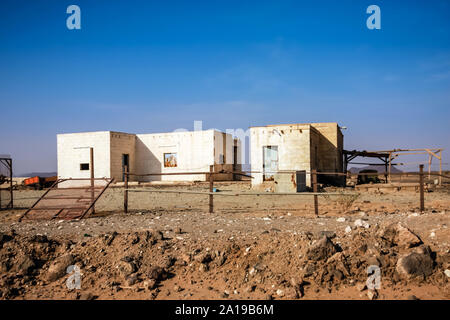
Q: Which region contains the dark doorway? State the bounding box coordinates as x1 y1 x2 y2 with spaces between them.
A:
233 146 238 180
122 154 129 182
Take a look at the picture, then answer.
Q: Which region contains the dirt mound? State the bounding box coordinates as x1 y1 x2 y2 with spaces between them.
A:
0 222 449 300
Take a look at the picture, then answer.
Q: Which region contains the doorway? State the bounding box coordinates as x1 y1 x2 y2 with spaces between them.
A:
122 154 129 182
263 146 278 181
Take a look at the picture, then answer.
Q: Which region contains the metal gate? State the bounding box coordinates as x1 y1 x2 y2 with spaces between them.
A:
19 178 113 221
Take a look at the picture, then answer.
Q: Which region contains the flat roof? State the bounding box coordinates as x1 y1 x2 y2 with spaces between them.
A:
57 129 231 136
249 122 339 129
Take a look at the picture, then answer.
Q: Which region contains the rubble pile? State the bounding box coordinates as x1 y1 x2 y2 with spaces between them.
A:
0 220 449 300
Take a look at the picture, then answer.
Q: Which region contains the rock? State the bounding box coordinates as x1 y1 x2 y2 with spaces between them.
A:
396 250 434 278
366 256 381 267
285 287 299 299
195 253 213 264
430 232 436 238
180 253 191 264
384 223 422 248
318 231 336 239
103 232 117 246
79 292 95 300
199 263 209 272
173 285 182 292
13 254 36 275
0 232 13 245
46 254 74 282
445 269 450 278
162 256 176 269
407 295 419 300
216 253 226 267
148 266 168 281
367 290 378 300
354 219 370 229
276 289 284 297
303 263 317 277
0 260 10 272
126 273 139 286
152 230 164 241
245 285 256 293
118 260 137 277
333 269 344 280
306 236 338 261
345 226 352 233
143 279 157 290
175 227 183 234
336 217 346 222
30 234 49 243
356 283 367 292
131 233 140 244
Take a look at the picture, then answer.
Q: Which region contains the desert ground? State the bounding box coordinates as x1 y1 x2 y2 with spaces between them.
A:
0 181 449 300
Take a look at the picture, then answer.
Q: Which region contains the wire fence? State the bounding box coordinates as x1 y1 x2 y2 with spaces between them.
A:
123 164 449 216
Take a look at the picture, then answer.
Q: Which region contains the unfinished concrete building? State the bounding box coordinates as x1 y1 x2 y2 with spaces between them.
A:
250 122 344 190
57 130 241 186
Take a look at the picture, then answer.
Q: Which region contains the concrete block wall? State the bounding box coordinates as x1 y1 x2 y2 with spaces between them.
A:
57 129 241 185
135 130 216 182
213 131 235 180
310 122 344 185
110 132 136 182
250 124 313 187
57 131 111 187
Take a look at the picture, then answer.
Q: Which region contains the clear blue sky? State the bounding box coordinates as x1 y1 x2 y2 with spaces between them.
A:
1 0 449 174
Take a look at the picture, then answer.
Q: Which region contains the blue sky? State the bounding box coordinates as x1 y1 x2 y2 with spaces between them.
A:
0 0 449 174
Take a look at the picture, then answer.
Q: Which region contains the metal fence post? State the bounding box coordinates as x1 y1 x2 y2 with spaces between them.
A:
419 164 424 212
312 169 319 216
124 165 128 214
209 165 214 213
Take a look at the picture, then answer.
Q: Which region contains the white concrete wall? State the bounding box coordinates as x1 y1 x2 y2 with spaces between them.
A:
250 125 313 187
57 131 111 187
57 129 240 184
135 130 216 182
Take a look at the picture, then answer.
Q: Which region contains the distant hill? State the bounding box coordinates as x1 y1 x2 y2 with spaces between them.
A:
15 172 57 178
349 165 402 174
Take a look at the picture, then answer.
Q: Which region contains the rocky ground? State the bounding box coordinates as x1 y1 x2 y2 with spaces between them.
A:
0 184 449 300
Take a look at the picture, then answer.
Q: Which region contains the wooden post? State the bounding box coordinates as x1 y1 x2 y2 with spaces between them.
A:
9 159 13 209
384 157 388 184
419 164 424 212
343 154 348 187
312 169 318 216
388 152 392 183
209 165 214 213
428 154 432 181
124 165 128 214
90 147 95 215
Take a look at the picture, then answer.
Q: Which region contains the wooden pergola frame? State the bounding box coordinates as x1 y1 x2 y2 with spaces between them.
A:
343 148 444 185
374 148 444 185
